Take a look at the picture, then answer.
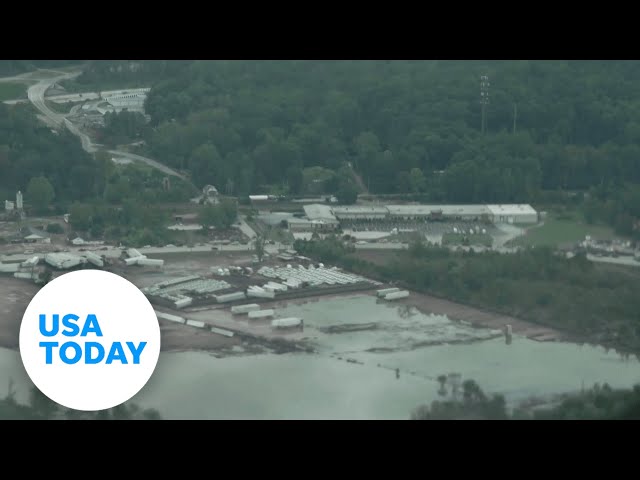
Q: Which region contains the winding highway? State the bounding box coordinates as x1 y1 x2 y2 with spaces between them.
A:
25 70 188 181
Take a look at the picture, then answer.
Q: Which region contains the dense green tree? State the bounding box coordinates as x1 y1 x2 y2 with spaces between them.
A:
26 176 55 214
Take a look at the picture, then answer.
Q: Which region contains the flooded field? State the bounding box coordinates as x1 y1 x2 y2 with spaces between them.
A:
1 294 639 419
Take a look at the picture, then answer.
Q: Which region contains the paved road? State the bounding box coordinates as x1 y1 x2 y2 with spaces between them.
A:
24 70 188 181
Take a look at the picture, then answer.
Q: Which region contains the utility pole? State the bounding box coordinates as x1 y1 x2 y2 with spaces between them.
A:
480 75 490 134
513 102 517 134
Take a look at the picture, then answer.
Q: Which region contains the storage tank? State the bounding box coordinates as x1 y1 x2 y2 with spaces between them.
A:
231 304 261 315
248 309 275 319
384 290 410 301
271 317 303 329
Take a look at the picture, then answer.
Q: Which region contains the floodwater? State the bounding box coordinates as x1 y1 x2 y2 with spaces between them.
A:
2 295 639 419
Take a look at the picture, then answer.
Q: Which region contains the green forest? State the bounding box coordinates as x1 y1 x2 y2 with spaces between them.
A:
5 60 639 235
68 60 640 234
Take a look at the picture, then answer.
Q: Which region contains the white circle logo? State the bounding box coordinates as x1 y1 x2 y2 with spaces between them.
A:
19 269 161 411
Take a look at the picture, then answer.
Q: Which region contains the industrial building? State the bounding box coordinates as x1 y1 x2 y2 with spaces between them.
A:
290 203 538 230
302 204 340 231
485 204 539 224
332 205 389 221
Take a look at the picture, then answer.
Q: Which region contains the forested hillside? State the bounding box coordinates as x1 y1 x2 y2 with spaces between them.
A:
0 103 103 207
0 60 84 76
135 61 640 200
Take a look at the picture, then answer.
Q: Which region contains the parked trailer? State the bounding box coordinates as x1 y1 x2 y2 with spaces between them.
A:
155 311 186 324
137 258 164 267
215 291 247 303
186 319 206 328
211 327 234 337
384 290 410 301
174 297 193 309
231 304 261 315
247 288 276 299
377 287 400 297
127 248 142 258
0 262 21 273
14 272 34 280
271 317 303 329
125 255 146 266
248 309 275 319
84 252 104 267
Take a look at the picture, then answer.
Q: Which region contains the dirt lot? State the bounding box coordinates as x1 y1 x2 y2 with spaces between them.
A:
0 274 252 356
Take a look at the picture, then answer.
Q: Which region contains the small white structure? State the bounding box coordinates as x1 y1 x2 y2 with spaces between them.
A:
16 191 23 210
5 200 14 211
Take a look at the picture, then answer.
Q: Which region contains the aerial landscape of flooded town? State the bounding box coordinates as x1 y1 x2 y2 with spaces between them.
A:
1 60 640 419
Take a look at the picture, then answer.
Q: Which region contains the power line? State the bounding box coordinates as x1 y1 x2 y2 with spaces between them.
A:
480 74 490 134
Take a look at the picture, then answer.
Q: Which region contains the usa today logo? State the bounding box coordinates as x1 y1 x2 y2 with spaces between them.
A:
19 270 161 412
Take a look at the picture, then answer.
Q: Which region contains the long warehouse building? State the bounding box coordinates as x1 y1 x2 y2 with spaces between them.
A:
301 203 539 225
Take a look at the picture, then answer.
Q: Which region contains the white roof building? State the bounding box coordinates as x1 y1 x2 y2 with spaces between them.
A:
332 205 389 220
486 204 538 224
385 204 491 218
303 204 339 224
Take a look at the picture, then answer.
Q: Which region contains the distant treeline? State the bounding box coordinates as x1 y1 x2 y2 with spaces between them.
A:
411 380 640 420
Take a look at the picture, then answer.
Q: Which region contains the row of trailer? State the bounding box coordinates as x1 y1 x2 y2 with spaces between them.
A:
230 303 303 329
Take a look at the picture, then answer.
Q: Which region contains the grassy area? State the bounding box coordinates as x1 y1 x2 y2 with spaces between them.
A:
442 232 493 247
0 82 27 101
508 213 619 247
